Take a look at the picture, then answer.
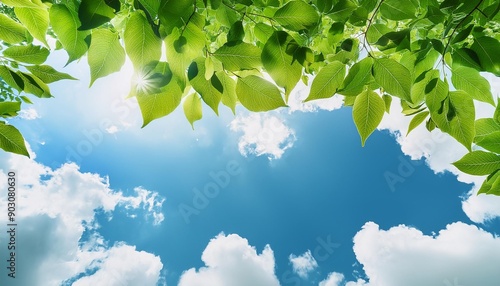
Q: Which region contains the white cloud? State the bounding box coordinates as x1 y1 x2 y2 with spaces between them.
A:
319 272 345 286
230 113 296 160
0 148 165 285
287 79 344 113
377 84 500 223
18 108 40 120
72 243 164 286
289 250 318 278
105 125 119 134
178 233 280 286
328 221 500 286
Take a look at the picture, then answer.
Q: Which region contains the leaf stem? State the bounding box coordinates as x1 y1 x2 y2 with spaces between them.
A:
363 0 385 58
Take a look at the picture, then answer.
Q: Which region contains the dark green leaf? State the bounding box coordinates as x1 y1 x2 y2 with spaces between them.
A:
78 0 116 30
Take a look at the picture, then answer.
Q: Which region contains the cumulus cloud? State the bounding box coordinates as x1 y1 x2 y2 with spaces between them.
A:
230 113 296 160
377 82 500 223
71 243 163 286
319 272 345 286
0 148 165 285
325 221 500 286
18 108 40 120
289 250 318 278
178 233 280 286
287 79 344 113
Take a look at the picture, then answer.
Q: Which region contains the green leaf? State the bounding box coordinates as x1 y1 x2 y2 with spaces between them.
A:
407 111 429 135
453 151 500 176
373 58 412 102
261 31 302 99
216 71 237 114
305 61 345 101
352 89 385 146
451 65 494 105
273 1 319 30
475 118 500 142
382 94 392 113
188 58 222 115
471 36 500 76
183 93 202 129
448 91 475 151
452 48 482 70
411 69 439 104
20 96 33 104
87 29 125 86
380 0 417 20
338 57 373 96
78 0 116 30
0 122 29 157
425 78 449 122
1 0 40 8
138 0 160 18
215 4 239 27
0 13 28 44
236 75 286 112
137 79 182 127
25 65 77 83
17 72 51 98
476 131 500 153
165 21 205 88
0 101 21 117
478 171 500 196
328 0 357 22
366 24 391 44
0 66 24 91
214 42 262 71
50 4 89 64
159 0 194 34
14 5 49 46
3 45 49 65
124 11 162 70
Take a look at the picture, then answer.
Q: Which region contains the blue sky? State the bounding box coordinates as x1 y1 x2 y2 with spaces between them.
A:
1 48 500 286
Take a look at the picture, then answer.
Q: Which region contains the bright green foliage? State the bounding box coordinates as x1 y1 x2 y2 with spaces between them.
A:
372 58 412 102
14 2 49 46
352 89 385 146
87 29 125 86
274 1 319 30
188 57 223 114
3 44 49 64
183 92 203 129
453 151 500 176
50 4 89 64
214 42 261 71
306 61 345 101
407 111 429 135
25 65 76 83
124 11 162 70
451 65 494 105
236 75 286 112
0 122 29 157
261 31 302 100
0 0 500 197
0 13 27 44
